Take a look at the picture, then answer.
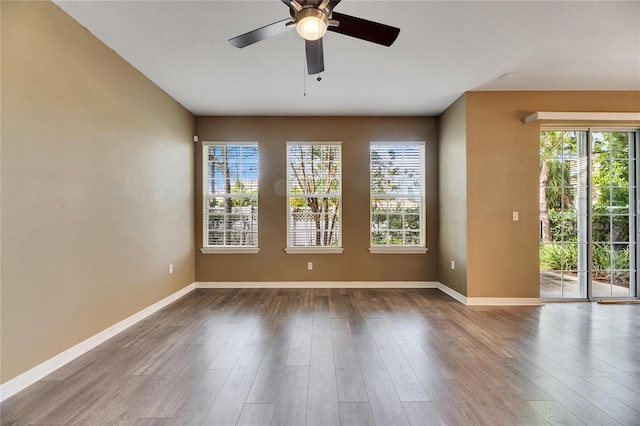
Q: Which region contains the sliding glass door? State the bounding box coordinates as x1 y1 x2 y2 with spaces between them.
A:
590 131 636 297
539 129 638 300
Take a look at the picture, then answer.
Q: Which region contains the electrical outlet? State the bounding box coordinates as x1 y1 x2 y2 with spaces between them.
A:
169 264 174 274
307 262 313 271
512 211 519 221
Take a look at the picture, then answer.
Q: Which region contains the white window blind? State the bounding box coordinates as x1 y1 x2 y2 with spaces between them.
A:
203 143 258 248
370 142 425 247
287 142 342 248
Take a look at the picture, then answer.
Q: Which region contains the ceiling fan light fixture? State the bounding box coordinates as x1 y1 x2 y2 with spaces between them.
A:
228 0 401 75
296 8 328 41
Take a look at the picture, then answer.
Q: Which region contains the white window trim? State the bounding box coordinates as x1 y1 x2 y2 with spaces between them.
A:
369 247 428 254
524 111 640 124
202 141 259 253
284 247 344 254
369 141 427 252
201 247 260 254
286 141 343 251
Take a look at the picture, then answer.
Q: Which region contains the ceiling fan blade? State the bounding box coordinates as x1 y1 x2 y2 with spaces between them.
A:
327 0 342 10
229 18 293 48
305 39 325 75
328 12 400 46
280 0 300 13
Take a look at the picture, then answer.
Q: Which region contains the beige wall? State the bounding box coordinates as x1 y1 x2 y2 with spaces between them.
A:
1 1 195 383
464 91 640 298
438 95 467 295
195 116 438 282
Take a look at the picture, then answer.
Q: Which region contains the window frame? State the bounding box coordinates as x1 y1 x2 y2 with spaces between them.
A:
201 141 260 254
285 141 344 254
369 141 428 254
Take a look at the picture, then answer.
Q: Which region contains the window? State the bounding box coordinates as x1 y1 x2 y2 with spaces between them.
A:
370 142 427 253
286 142 343 253
202 142 258 253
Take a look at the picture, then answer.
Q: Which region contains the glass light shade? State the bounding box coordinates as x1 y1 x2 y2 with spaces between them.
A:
296 15 327 41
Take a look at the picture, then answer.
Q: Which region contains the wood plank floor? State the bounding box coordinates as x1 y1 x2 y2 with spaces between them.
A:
2 288 640 425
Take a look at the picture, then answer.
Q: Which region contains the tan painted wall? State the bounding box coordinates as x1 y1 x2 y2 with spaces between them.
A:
1 1 195 383
465 91 640 298
195 116 439 282
438 95 467 295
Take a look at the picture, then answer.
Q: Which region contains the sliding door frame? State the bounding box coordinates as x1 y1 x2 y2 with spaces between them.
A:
540 127 640 301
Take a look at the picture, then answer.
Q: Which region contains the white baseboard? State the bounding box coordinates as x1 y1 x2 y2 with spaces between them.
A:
466 297 543 306
436 282 468 304
195 281 439 289
435 282 542 306
0 283 196 402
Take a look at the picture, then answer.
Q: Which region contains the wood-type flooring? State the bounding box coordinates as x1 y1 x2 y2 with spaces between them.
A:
2 288 640 425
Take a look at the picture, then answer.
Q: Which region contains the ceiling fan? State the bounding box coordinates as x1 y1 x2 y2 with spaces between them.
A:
228 0 400 75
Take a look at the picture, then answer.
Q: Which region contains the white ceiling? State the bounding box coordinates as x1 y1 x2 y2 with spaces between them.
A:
53 0 640 116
